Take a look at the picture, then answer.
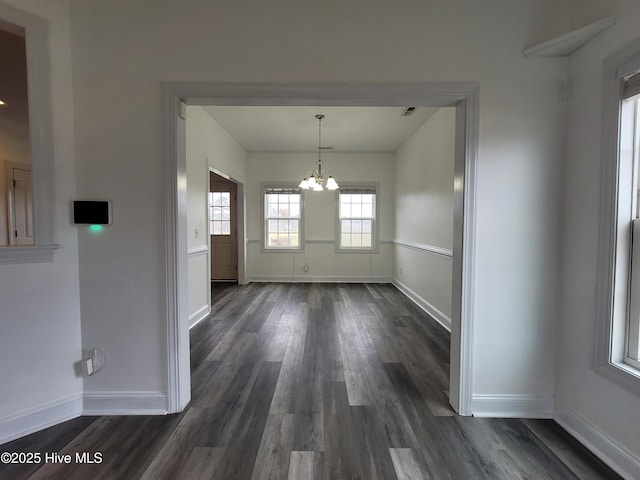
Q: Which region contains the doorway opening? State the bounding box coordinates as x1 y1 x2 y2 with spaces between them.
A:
209 171 238 283
162 83 478 416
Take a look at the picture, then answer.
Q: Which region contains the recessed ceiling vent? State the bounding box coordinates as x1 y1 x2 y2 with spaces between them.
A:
402 106 417 116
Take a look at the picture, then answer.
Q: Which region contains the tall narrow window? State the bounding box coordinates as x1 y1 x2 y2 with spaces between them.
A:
264 186 302 250
209 191 231 235
337 186 377 251
624 77 640 370
595 53 640 393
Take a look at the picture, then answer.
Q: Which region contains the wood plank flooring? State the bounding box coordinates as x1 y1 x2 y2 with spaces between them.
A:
0 283 621 480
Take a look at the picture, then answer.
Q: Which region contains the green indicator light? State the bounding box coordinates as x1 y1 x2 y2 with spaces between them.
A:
89 225 104 232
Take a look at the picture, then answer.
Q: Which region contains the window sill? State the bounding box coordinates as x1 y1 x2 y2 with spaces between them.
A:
262 247 305 253
0 245 58 265
595 360 640 397
336 248 378 254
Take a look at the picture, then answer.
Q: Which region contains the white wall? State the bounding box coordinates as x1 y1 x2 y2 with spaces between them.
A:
69 0 567 418
246 152 394 282
0 116 30 246
393 108 455 327
185 106 247 328
557 0 640 476
0 0 82 443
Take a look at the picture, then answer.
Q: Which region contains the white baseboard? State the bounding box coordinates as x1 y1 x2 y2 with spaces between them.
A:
471 394 553 418
555 401 640 480
189 303 211 329
0 394 82 445
248 275 391 283
83 391 167 415
392 279 452 331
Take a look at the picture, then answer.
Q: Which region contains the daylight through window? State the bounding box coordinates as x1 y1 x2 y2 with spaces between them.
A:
264 187 302 249
338 187 376 250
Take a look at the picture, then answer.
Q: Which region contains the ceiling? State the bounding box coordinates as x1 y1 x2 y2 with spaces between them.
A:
202 106 440 153
0 21 29 125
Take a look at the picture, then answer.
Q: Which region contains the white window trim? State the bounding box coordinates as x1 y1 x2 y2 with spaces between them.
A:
594 42 640 395
335 183 379 254
261 183 304 253
0 4 56 264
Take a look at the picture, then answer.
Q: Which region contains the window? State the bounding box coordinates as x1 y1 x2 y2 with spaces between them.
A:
209 192 231 235
337 186 377 251
624 86 640 370
595 49 640 392
263 186 303 250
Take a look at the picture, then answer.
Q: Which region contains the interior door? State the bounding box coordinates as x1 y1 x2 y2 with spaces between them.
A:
9 165 34 246
210 175 237 281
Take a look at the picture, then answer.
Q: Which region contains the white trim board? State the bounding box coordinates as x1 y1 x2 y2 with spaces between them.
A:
523 15 617 57
471 394 553 418
393 239 453 257
555 402 640 480
83 392 168 416
189 304 211 329
0 394 82 445
392 279 452 331
187 245 208 256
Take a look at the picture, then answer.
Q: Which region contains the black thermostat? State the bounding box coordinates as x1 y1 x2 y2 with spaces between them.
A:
73 201 112 225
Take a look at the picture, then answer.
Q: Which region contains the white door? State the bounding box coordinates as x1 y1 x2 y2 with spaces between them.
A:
9 165 34 246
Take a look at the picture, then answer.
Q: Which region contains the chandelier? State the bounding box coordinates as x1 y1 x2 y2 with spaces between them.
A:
298 114 339 191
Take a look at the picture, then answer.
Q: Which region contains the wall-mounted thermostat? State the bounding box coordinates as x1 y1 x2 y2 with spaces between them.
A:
73 201 112 225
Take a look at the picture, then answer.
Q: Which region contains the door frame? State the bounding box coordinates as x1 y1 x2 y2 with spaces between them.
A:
161 82 479 414
208 168 244 285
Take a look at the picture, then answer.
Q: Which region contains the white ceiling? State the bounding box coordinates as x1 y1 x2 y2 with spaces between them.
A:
202 106 440 153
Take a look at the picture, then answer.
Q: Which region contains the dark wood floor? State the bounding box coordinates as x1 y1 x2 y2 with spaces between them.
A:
0 283 620 480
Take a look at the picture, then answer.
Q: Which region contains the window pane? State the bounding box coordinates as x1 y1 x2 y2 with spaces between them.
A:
222 221 231 235
362 204 373 218
361 234 372 247
290 203 300 217
341 203 351 218
278 219 289 231
222 207 230 220
352 203 362 217
341 233 351 247
278 206 290 217
342 219 351 233
362 220 372 233
213 222 222 235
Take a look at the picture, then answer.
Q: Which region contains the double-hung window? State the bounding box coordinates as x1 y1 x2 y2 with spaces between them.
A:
337 186 377 252
595 49 640 391
263 186 303 250
623 74 640 370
